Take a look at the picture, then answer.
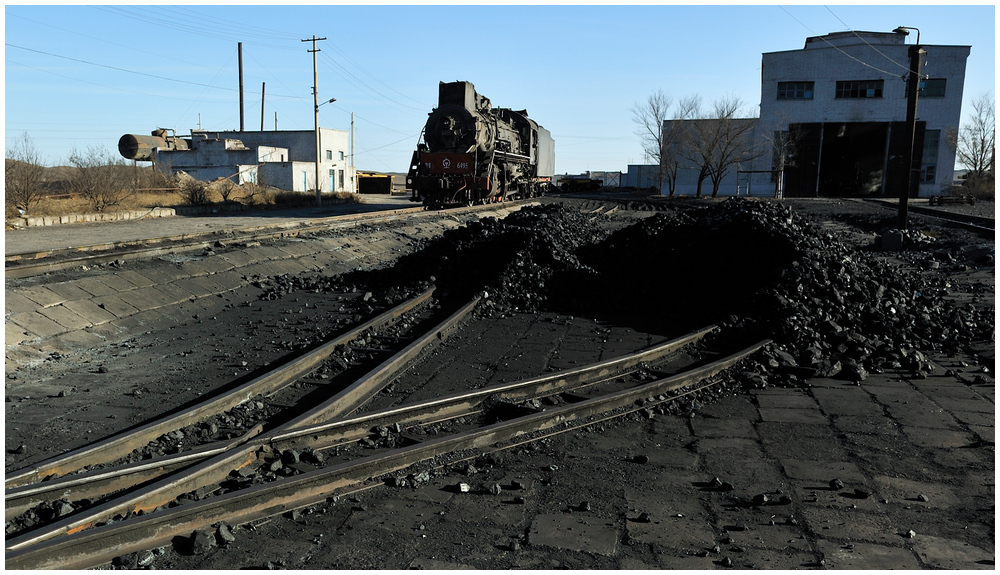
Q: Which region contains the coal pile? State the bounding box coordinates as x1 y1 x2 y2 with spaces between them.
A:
258 204 615 311
260 200 991 387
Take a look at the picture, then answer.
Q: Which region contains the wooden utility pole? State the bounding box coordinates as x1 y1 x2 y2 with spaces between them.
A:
302 35 326 206
260 82 266 131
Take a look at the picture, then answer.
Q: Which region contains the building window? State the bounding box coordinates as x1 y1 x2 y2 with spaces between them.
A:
339 151 345 161
329 169 336 191
835 80 884 99
339 170 345 190
920 78 946 98
777 81 814 100
921 130 940 184
326 150 332 161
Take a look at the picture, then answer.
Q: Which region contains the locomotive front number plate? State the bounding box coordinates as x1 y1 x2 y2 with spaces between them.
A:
421 152 474 174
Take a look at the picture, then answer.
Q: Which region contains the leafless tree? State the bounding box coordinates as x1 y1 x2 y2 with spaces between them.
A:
632 90 673 193
678 95 762 197
218 178 239 202
955 91 995 182
660 96 701 196
5 131 46 214
68 145 134 212
760 113 804 197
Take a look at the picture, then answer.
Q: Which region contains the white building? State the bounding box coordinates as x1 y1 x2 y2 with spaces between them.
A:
647 30 970 198
760 30 970 197
133 128 355 193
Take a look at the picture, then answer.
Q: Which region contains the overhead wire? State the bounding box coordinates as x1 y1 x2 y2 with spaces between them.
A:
6 43 307 100
91 6 302 53
5 11 229 71
5 58 234 104
318 51 427 113
173 51 237 130
155 5 303 42
321 42 432 109
776 6 902 77
822 5 913 75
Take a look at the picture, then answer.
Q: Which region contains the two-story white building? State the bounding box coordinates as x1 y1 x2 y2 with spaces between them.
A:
759 30 970 197
638 30 971 198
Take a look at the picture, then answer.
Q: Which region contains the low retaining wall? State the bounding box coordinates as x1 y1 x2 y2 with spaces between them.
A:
12 207 178 228
9 202 263 228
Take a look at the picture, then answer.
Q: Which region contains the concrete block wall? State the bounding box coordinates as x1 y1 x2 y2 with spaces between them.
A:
11 207 177 228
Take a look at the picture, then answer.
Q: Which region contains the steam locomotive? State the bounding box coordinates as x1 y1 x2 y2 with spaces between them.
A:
407 81 555 209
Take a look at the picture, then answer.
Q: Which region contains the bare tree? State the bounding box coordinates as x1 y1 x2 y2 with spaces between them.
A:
632 90 672 193
5 131 46 214
68 145 134 212
955 91 995 181
660 96 701 196
678 95 762 197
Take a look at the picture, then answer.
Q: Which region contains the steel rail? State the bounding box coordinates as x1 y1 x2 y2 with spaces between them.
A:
5 324 713 524
861 198 994 233
4 293 480 550
4 427 261 522
4 288 436 489
269 325 718 452
5 339 767 570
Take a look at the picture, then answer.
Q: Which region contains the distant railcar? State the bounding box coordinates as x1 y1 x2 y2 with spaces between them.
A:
357 172 394 194
407 81 554 209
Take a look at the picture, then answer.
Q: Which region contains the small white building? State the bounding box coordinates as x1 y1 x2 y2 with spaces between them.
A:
759 30 970 197
150 128 356 193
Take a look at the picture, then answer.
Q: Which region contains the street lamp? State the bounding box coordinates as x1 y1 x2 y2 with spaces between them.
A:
893 26 923 230
893 26 920 45
313 97 336 207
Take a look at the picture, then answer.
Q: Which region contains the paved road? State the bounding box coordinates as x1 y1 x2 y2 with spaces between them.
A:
4 196 416 256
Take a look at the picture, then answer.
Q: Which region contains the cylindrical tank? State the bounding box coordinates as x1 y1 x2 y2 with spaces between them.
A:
118 132 189 161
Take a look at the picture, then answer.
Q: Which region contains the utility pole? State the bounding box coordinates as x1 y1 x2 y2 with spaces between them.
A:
350 112 355 188
260 82 266 131
302 35 326 206
238 42 245 132
895 26 924 230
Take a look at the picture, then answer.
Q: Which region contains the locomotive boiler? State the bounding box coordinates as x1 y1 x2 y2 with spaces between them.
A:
407 81 555 209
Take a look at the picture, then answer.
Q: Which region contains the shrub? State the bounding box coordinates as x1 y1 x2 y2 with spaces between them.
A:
67 145 133 212
5 132 46 214
179 179 211 206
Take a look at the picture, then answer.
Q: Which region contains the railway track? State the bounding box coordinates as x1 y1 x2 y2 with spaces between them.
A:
4 201 538 280
5 284 769 569
863 198 994 234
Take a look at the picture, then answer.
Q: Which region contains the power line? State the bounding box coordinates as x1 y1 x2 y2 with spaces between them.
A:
6 43 307 99
5 58 232 103
776 6 901 77
91 6 303 52
318 52 426 113
320 42 432 109
822 5 912 75
5 11 228 71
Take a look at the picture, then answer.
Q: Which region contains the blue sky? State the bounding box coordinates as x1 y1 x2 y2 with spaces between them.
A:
4 4 995 174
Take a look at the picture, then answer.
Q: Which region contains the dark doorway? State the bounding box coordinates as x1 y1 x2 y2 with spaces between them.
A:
782 121 925 198
818 122 888 197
